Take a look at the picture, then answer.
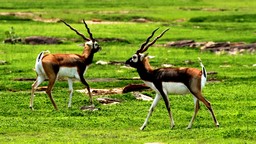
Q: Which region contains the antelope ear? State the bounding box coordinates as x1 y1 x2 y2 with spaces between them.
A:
85 41 93 46
147 55 155 59
140 53 149 61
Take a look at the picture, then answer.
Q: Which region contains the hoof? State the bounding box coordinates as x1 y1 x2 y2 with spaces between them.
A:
140 126 146 131
30 106 34 111
216 122 220 128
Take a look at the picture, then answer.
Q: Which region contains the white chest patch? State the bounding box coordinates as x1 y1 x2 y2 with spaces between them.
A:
144 81 190 95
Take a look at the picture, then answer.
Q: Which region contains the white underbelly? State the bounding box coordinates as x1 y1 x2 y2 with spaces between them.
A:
58 67 80 79
144 81 190 95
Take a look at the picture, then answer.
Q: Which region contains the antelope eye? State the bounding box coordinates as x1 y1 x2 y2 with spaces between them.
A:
132 54 138 62
132 55 137 60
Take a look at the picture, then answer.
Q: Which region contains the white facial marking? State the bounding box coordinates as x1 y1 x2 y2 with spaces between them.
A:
94 42 99 48
86 41 99 49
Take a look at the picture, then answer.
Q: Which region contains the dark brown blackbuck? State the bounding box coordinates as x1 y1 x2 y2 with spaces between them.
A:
30 20 101 110
125 28 219 130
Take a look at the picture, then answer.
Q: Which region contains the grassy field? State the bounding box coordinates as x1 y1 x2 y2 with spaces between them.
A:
0 0 256 143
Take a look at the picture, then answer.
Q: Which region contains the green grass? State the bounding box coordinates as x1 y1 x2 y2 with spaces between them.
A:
0 0 256 143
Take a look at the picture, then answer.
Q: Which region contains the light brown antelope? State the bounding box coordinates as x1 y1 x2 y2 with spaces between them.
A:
30 20 101 110
125 28 219 130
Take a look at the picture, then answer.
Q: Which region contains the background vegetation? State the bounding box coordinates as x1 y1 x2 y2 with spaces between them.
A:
0 0 255 143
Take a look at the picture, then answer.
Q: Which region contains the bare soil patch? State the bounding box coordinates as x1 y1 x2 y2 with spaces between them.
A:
0 12 148 24
164 40 256 54
76 88 123 96
0 12 60 23
179 7 228 12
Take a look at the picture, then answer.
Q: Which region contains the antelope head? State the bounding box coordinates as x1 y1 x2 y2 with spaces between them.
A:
61 19 101 53
125 28 169 69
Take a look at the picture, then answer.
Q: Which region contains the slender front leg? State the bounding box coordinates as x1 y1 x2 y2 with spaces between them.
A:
67 78 73 108
163 96 175 129
187 97 200 129
46 75 58 110
158 88 175 129
140 93 161 130
30 75 45 110
80 76 93 105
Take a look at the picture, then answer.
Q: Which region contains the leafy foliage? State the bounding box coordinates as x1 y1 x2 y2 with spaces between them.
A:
4 27 21 44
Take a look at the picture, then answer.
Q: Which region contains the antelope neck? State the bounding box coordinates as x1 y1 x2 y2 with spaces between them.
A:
137 59 154 81
82 45 94 65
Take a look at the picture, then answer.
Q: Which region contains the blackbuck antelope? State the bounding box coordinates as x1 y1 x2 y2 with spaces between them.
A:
125 28 219 130
30 20 101 110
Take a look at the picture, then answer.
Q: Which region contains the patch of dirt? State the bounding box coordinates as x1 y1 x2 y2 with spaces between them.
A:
123 84 150 93
24 36 63 45
96 60 125 66
166 40 195 47
80 105 98 111
179 7 228 12
132 92 153 101
174 18 187 23
164 40 256 54
96 97 122 105
83 21 134 25
0 12 33 17
0 12 152 24
97 10 130 15
4 36 63 45
0 12 60 23
131 18 151 23
76 88 123 96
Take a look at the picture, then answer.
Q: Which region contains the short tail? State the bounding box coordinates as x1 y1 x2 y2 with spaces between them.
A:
35 50 50 74
36 50 50 63
198 57 207 88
